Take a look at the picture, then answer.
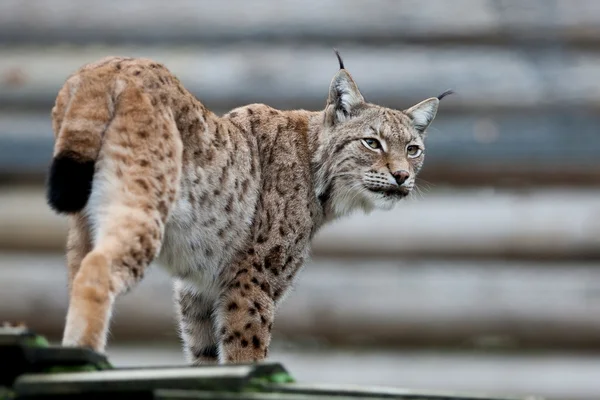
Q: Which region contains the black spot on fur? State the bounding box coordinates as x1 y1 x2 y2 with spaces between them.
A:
235 268 249 277
260 282 271 296
46 151 95 214
318 182 333 208
252 335 261 349
193 345 218 360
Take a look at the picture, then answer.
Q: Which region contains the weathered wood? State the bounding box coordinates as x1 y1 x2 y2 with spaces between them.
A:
3 109 600 185
14 363 528 400
3 252 600 349
14 363 293 398
2 186 599 259
312 187 600 259
1 45 598 112
1 0 599 45
108 344 600 400
0 187 67 251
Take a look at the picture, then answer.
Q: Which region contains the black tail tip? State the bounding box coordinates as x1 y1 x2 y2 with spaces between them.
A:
46 152 95 214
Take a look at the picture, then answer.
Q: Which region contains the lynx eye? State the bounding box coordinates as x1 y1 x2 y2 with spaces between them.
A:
362 138 382 150
406 145 422 158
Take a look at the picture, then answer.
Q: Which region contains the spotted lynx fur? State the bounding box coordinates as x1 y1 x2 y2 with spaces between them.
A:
47 51 451 364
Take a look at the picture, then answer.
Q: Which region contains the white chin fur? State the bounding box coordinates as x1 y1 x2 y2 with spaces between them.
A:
329 185 405 217
370 193 399 211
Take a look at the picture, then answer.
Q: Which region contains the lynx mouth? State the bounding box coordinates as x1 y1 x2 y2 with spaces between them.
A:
366 186 410 198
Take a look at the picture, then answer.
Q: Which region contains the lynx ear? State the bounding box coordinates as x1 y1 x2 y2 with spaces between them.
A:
325 50 365 124
406 90 454 132
405 98 439 132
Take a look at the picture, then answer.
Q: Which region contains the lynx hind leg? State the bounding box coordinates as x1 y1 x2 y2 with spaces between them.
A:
62 98 182 352
217 269 275 364
65 214 93 293
175 281 220 364
63 164 177 351
63 200 171 351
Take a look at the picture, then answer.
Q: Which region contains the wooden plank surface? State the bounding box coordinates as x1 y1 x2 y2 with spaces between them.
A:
1 45 599 112
106 344 600 400
2 252 600 350
1 0 599 44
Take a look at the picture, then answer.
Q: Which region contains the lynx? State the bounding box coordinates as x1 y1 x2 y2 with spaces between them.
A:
47 51 451 364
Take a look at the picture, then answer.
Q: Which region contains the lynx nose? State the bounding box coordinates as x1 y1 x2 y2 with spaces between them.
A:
391 170 410 186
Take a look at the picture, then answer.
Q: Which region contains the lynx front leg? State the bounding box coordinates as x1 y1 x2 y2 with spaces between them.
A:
216 270 275 364
174 281 219 364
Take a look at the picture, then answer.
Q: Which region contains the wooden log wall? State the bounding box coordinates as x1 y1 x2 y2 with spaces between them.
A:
0 0 599 358
0 0 599 185
3 252 600 350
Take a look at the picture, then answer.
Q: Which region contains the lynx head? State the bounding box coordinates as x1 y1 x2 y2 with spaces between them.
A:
315 50 452 217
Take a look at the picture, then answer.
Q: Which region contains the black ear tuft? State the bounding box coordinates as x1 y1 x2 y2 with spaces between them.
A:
333 48 345 70
437 89 455 101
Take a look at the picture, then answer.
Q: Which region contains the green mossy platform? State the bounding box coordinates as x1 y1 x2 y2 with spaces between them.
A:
0 326 543 400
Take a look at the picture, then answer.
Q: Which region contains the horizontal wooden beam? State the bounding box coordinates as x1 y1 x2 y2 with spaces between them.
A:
3 253 600 350
2 110 600 186
1 186 599 260
0 0 598 45
0 45 598 113
106 344 600 400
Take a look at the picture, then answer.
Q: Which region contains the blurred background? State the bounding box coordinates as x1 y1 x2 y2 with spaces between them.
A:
1 0 600 399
